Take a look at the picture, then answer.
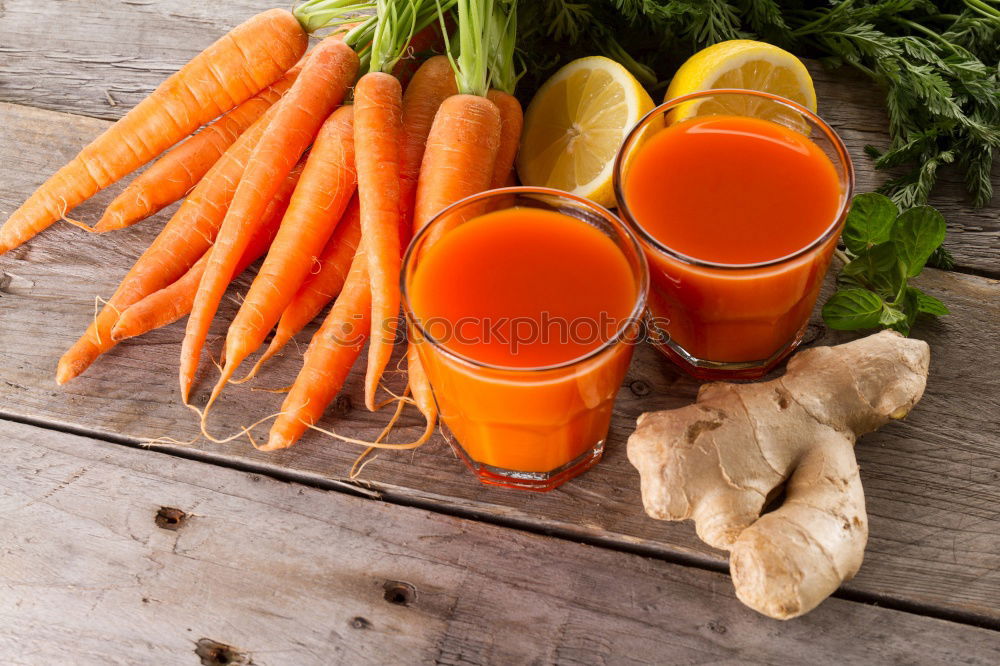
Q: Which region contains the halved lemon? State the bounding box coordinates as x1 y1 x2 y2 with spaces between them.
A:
517 56 655 208
665 40 817 123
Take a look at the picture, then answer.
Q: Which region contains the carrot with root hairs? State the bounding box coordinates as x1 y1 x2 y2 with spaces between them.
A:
56 100 285 385
414 95 501 243
95 64 303 232
400 56 459 236
181 37 358 405
239 198 361 381
402 0 508 443
109 161 305 342
354 71 404 411
203 104 358 410
264 252 372 451
256 0 452 451
385 54 460 440
404 93 500 434
486 89 523 189
0 8 306 254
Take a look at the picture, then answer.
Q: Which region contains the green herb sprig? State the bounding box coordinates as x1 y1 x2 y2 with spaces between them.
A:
822 192 949 335
514 1 1000 212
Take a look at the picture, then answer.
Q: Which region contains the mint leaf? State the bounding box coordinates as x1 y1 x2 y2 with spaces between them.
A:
828 194 950 337
842 192 898 253
900 287 920 333
879 304 908 327
913 288 950 315
837 272 865 290
842 242 897 277
891 205 947 277
842 242 904 297
822 288 884 330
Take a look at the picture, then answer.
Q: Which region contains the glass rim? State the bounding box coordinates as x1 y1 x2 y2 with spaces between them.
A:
612 88 856 271
400 185 650 374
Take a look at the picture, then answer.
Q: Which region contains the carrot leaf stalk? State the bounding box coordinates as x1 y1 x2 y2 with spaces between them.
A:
296 0 456 73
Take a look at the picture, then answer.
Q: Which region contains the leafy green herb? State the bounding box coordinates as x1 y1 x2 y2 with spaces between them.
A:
823 288 885 329
515 1 1000 209
822 192 950 336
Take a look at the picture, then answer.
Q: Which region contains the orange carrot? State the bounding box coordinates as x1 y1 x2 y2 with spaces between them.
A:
263 252 372 451
180 38 359 404
95 64 303 232
403 94 501 440
353 72 404 411
415 94 502 243
243 198 362 378
405 340 438 429
399 56 458 239
0 9 306 254
109 161 305 342
392 22 447 88
56 100 285 385
394 55 462 439
206 104 358 403
486 89 523 189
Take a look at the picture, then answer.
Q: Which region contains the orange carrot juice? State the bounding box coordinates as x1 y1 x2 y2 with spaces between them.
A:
404 194 646 490
618 104 851 378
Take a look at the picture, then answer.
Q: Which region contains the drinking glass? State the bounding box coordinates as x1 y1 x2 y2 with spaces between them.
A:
613 89 854 380
401 187 649 491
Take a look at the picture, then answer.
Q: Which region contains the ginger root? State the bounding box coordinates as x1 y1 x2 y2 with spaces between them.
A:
627 331 930 619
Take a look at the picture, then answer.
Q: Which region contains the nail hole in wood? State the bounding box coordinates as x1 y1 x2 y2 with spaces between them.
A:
629 379 651 397
383 580 416 606
351 616 372 630
194 638 250 666
155 506 187 531
708 620 727 634
333 394 352 417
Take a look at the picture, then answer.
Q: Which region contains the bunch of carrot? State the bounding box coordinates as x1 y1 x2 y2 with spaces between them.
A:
1 0 522 453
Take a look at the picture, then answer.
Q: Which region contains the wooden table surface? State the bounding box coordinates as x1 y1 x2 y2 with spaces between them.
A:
2 1 999 664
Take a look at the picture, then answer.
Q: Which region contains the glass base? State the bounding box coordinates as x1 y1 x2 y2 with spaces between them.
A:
652 329 805 381
442 427 605 492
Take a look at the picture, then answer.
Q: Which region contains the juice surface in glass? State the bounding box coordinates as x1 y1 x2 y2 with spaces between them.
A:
619 110 848 377
407 203 642 489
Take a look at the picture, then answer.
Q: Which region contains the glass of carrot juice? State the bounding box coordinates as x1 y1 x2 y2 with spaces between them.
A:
613 89 855 380
401 187 649 491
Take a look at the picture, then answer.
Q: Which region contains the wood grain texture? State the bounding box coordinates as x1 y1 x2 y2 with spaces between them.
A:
3 418 999 665
2 98 999 623
0 0 996 273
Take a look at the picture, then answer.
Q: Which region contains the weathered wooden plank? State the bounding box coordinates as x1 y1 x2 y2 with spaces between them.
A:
2 418 998 665
2 101 1000 623
1 0 997 273
0 0 272 118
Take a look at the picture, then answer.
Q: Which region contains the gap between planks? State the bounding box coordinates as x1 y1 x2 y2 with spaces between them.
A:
4 408 998 635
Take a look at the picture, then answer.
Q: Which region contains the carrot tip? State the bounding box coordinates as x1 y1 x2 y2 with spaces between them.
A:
55 359 87 385
260 433 293 451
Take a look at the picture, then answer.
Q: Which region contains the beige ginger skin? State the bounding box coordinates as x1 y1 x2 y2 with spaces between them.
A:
627 331 930 619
